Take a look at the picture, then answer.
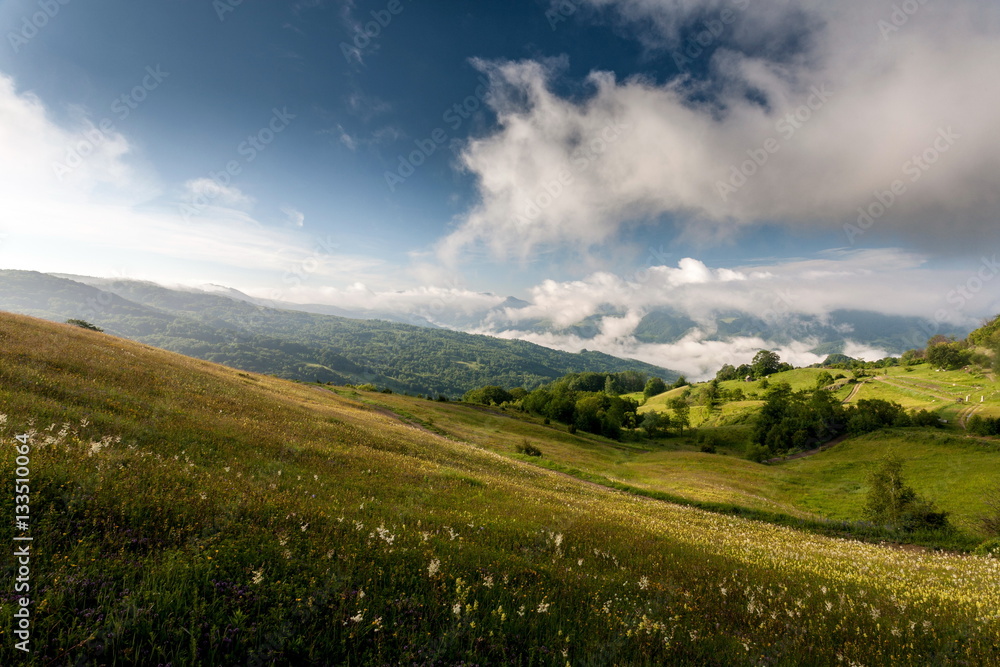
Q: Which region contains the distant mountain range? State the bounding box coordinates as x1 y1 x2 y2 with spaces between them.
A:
0 271 678 396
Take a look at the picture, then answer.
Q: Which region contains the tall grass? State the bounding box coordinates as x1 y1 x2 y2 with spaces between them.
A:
1 313 998 665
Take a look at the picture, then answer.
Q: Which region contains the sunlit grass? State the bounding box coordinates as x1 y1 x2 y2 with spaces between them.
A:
1 313 999 665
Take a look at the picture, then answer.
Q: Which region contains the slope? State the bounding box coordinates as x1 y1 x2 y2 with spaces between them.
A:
0 312 998 665
0 271 678 396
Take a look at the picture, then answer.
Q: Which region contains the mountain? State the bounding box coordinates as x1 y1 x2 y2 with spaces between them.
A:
489 305 968 357
0 270 678 395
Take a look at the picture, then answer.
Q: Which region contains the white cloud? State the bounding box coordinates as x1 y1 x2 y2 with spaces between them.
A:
0 70 388 291
443 0 1000 260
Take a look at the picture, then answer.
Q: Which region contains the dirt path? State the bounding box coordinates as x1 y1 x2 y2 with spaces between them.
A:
957 404 980 429
842 383 863 403
766 434 849 464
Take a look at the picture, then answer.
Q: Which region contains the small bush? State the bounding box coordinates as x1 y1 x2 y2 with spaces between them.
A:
974 538 1000 558
66 318 103 332
745 443 771 463
516 439 542 457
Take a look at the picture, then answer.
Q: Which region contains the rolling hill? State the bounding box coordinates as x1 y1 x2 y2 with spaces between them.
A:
0 270 678 396
1 311 998 664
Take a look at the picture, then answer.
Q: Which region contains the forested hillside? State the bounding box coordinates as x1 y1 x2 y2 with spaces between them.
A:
0 271 676 396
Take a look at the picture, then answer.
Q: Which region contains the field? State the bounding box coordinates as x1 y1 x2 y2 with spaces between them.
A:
1 312 999 665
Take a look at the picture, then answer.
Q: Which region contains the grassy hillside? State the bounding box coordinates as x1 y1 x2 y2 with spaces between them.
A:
0 271 678 396
1 313 999 664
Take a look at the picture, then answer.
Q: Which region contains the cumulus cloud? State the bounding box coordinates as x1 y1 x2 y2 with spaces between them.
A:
443 0 1000 259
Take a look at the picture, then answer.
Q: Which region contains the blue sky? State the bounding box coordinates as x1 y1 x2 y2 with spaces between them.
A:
1 0 999 373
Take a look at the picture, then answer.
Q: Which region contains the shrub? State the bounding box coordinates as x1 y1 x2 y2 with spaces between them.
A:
981 486 1000 536
910 409 940 428
66 318 103 332
745 443 771 463
863 455 950 532
515 439 542 457
974 538 1000 558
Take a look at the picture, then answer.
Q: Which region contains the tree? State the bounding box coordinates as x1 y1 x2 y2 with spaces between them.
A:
462 385 513 406
641 410 669 439
715 364 738 382
815 371 835 389
927 341 972 371
643 377 667 400
671 375 689 389
900 348 924 366
863 454 949 531
751 350 781 378
981 485 1000 536
66 318 103 332
668 398 690 434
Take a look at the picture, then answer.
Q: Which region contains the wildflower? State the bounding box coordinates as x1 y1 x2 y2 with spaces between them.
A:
639 577 649 590
452 603 462 616
252 568 264 585
483 575 494 588
349 611 364 623
537 601 550 613
428 559 440 576
300 523 309 532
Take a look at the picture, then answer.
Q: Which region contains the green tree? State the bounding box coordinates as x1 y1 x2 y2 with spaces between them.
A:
927 341 972 370
715 364 737 382
863 455 949 531
641 410 669 439
462 385 514 406
815 371 834 389
643 377 667 400
981 484 1000 536
751 350 781 378
668 398 690 434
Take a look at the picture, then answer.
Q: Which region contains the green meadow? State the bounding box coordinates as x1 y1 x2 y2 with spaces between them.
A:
1 312 999 665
